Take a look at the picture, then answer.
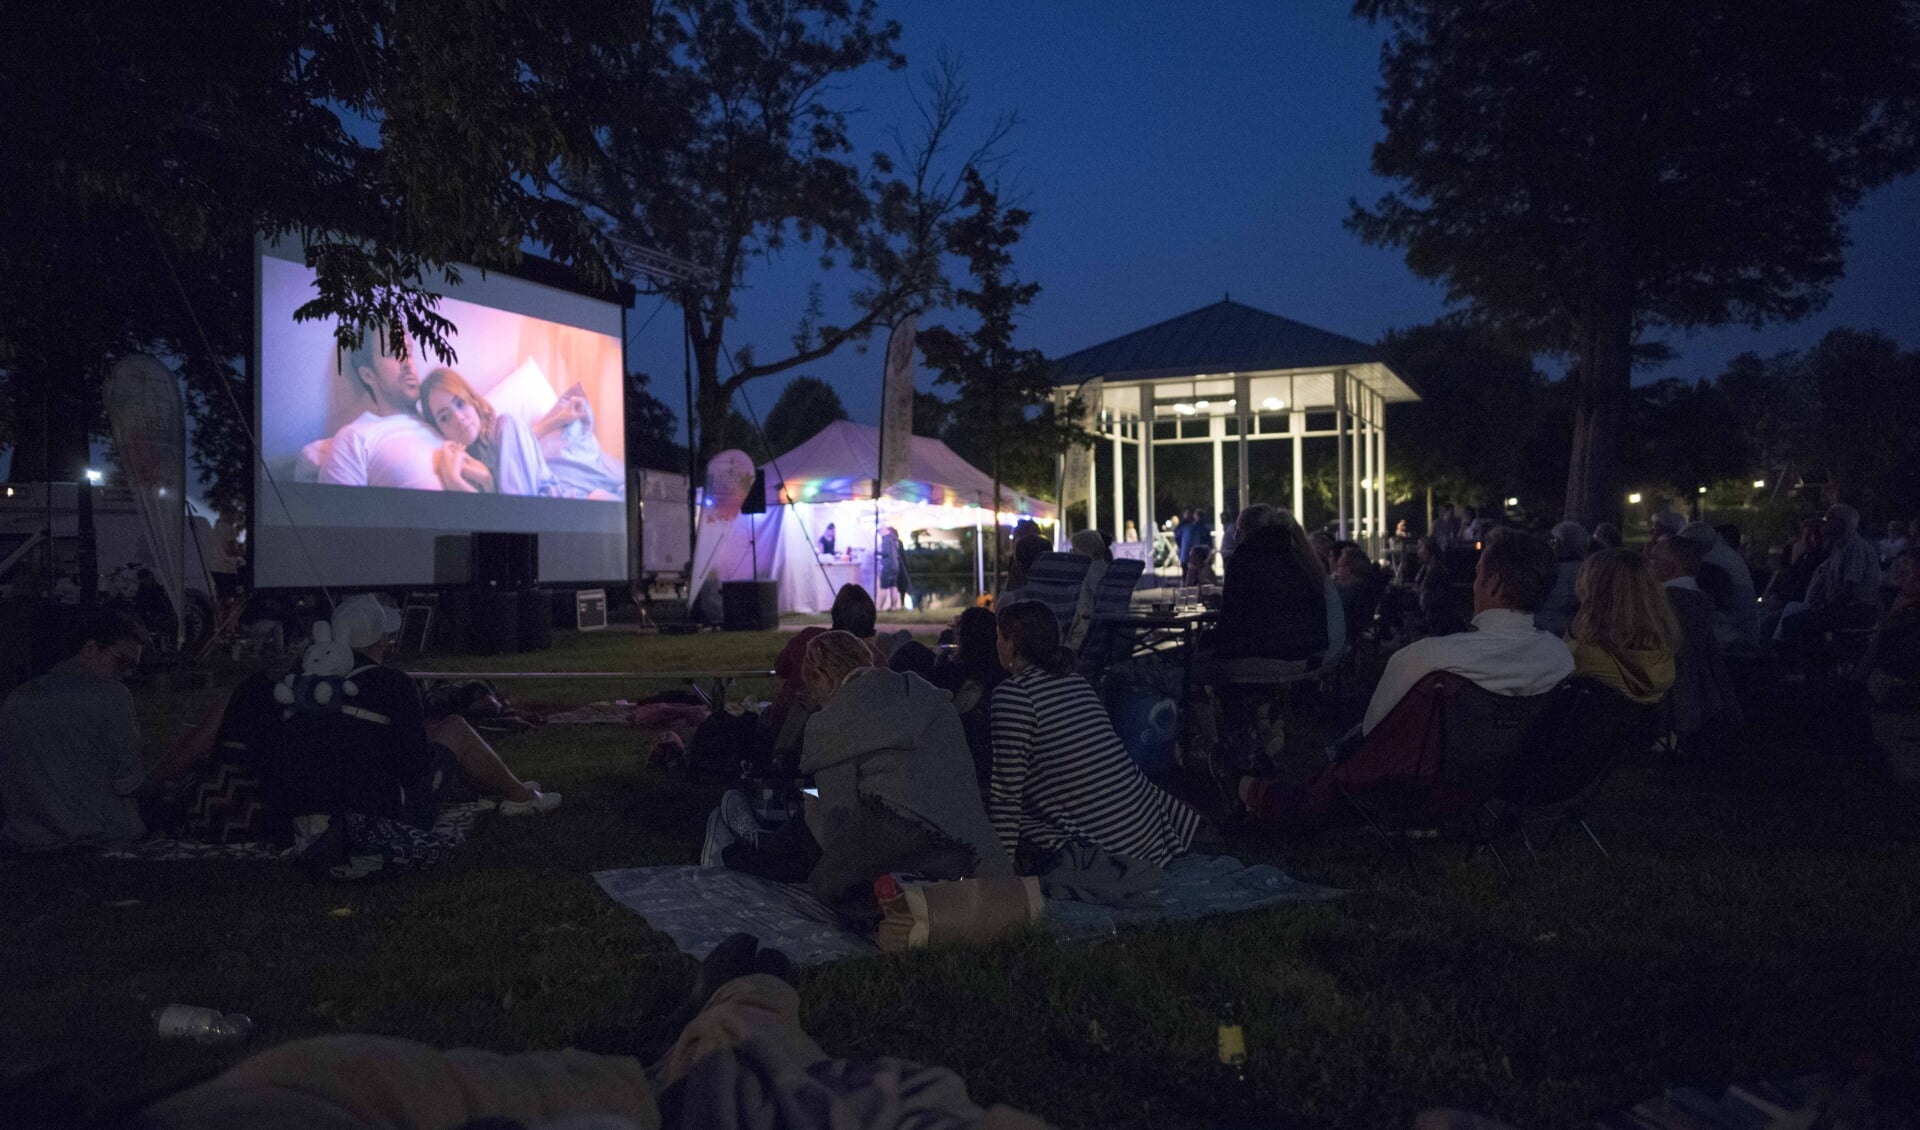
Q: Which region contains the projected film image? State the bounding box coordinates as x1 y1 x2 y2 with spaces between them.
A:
260 257 625 502
255 246 631 588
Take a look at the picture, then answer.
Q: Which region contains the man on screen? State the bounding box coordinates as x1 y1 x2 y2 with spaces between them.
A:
319 331 446 490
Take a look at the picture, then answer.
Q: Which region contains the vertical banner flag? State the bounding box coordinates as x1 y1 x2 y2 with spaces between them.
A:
876 314 917 498
104 355 190 645
1060 378 1102 534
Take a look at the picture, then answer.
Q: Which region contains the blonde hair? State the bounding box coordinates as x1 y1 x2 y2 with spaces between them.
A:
803 630 873 700
1569 549 1680 655
418 368 499 447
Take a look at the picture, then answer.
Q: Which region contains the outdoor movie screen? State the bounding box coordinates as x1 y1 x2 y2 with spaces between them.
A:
253 240 629 589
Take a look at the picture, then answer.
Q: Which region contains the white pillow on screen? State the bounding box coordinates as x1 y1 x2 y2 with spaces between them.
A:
481 357 558 425
297 438 333 483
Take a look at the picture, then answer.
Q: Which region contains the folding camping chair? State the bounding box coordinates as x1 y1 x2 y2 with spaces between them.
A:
1019 551 1092 633
1076 558 1146 671
1337 675 1573 891
1476 678 1657 874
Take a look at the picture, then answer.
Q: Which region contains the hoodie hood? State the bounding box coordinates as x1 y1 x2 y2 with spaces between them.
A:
1070 529 1108 560
800 668 952 774
1570 642 1676 705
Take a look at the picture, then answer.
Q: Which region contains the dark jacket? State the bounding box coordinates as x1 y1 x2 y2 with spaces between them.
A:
1214 527 1329 661
1666 584 1739 734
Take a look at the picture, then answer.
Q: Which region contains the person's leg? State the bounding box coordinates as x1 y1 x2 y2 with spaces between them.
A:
428 715 534 802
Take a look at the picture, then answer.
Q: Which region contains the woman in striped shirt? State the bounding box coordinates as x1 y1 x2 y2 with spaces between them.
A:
989 601 1202 904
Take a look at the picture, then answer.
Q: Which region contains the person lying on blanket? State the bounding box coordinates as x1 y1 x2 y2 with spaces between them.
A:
702 631 1012 923
987 601 1204 907
140 932 1054 1130
270 594 559 845
1234 527 1573 833
0 607 173 851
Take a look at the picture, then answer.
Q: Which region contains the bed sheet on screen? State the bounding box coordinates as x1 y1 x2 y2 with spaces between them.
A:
254 243 629 588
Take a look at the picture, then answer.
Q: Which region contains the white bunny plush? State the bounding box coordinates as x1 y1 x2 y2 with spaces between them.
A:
273 620 363 719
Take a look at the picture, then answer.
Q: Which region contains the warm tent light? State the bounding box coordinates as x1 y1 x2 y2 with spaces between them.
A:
1261 396 1286 411
1505 496 1519 507
1628 492 1643 504
1194 400 1211 411
1361 477 1372 489
1173 403 1196 416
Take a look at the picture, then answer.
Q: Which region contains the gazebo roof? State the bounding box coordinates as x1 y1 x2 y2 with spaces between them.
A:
1052 298 1384 385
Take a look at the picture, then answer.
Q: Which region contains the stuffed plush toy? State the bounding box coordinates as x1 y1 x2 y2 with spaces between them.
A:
273 621 363 718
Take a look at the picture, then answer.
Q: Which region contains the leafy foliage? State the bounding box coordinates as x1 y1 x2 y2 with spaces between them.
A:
561 11 1008 473
919 170 1082 576
1350 0 1920 524
0 0 625 500
758 376 850 459
624 372 687 474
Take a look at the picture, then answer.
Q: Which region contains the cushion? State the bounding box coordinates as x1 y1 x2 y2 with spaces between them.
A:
873 873 1043 951
480 357 558 425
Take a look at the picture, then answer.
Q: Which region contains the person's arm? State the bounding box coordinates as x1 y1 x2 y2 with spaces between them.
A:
103 685 148 796
985 681 1037 860
532 394 591 440
148 686 237 782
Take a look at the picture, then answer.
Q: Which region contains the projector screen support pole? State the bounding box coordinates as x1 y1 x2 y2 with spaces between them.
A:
683 308 698 578
749 512 758 580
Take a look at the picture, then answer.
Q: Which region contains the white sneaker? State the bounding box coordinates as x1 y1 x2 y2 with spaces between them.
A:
719 789 763 844
700 808 737 868
499 789 561 816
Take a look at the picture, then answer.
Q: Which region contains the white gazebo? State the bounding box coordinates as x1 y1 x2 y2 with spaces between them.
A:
1051 299 1420 555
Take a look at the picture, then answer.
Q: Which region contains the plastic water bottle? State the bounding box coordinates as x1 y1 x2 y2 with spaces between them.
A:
153 1004 253 1044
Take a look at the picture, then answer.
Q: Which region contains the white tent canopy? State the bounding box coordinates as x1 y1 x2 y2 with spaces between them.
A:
690 420 1055 614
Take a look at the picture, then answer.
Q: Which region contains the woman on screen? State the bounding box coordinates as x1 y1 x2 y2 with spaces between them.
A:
419 367 570 497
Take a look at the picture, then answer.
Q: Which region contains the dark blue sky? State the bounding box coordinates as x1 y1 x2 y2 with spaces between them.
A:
626 1 1920 436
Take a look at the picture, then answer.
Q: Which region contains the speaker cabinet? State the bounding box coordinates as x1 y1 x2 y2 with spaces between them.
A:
720 580 780 631
469 587 522 655
517 588 552 651
472 532 538 590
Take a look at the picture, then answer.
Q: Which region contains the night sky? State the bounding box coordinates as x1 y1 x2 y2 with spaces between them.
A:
624 1 1920 438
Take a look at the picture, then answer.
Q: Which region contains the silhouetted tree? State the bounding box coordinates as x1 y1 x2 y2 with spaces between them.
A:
1350 0 1920 526
920 170 1082 583
759 377 849 458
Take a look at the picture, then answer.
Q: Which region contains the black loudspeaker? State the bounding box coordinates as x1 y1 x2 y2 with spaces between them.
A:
473 532 538 589
740 468 767 514
517 588 552 651
435 587 475 651
470 587 522 655
720 580 780 631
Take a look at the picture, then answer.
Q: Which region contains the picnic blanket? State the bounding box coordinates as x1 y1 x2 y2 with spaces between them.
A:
97 801 489 865
593 854 1341 965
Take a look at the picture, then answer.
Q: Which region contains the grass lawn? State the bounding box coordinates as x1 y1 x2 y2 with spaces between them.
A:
4 628 1920 1128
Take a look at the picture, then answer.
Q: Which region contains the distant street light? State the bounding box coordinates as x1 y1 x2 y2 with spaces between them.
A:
1505 496 1519 507
1628 492 1643 504
1697 485 1708 494
84 469 103 484
1752 479 1766 489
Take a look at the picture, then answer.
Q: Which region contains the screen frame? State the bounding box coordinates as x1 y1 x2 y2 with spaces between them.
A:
247 236 635 593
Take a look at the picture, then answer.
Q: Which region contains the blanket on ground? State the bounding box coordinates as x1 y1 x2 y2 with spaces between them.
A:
98 801 488 867
593 854 1340 965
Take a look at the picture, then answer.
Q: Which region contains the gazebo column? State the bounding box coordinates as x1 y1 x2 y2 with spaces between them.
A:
1086 413 1100 536
1235 374 1251 517
1111 417 1126 542
1210 413 1226 547
1376 408 1388 550
1291 405 1305 519
1136 413 1152 543
1335 370 1350 540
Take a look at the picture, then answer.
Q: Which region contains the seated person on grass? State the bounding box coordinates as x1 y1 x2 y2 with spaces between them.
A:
142 933 1053 1130
989 601 1203 905
1237 527 1574 830
1777 504 1883 659
273 594 558 841
1651 534 1742 759
0 608 157 851
768 583 887 744
703 631 1010 923
1564 549 1679 705
929 606 1009 789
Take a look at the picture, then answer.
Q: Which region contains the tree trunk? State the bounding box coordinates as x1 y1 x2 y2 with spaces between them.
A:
1563 216 1634 530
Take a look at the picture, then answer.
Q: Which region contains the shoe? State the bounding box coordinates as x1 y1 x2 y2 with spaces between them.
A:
719 789 763 844
699 808 737 868
499 789 561 816
693 933 760 1004
751 944 795 986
